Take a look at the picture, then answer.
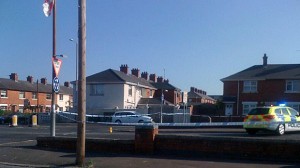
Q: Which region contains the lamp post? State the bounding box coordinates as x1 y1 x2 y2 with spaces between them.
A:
69 38 78 109
160 90 164 123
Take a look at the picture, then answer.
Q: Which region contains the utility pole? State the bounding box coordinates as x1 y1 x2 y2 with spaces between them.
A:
76 0 86 166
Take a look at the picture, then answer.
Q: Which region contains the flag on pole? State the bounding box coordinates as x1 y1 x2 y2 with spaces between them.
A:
43 0 55 17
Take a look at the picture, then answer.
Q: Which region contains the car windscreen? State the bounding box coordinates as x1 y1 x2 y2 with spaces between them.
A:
248 108 270 115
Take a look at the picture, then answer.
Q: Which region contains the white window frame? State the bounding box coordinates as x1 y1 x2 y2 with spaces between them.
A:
286 80 300 92
0 90 7 98
59 94 63 101
243 81 257 93
32 92 37 99
19 91 25 99
242 102 257 115
128 85 133 97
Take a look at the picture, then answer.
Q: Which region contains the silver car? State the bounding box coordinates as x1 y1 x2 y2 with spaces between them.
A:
111 111 153 123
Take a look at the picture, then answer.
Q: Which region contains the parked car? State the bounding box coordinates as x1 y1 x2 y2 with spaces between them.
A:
0 116 4 124
243 106 300 135
111 111 153 123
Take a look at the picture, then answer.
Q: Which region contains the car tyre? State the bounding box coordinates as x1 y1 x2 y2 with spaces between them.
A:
246 129 258 135
276 124 285 135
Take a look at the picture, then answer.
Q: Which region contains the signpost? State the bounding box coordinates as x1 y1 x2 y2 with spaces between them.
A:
53 77 60 93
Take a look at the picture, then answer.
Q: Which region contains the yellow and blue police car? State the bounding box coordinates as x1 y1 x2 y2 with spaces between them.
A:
243 105 300 135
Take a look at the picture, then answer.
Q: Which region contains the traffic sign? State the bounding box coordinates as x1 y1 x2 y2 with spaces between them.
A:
52 57 62 77
53 77 60 93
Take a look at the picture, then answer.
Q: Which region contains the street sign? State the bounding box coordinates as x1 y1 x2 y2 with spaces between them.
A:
53 77 60 93
52 57 62 77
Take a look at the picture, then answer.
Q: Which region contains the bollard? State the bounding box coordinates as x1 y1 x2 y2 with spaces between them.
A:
31 115 37 127
109 127 113 133
12 115 18 127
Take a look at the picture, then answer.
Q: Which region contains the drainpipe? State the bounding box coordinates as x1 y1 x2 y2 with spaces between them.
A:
237 80 240 115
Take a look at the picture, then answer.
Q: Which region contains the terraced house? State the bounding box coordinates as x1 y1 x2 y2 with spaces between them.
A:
0 73 73 113
221 54 300 116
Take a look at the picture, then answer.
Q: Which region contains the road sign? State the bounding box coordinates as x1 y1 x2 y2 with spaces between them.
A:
53 77 60 93
52 57 62 77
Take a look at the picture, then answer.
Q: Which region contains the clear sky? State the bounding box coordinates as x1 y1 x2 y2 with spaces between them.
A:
1 0 300 95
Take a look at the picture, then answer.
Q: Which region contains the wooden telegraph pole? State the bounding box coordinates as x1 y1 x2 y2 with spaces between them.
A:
76 0 86 166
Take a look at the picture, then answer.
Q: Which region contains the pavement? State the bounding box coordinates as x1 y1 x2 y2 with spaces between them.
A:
1 139 300 168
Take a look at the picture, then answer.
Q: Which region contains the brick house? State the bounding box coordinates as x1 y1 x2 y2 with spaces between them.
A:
221 54 300 116
0 73 73 113
187 87 216 105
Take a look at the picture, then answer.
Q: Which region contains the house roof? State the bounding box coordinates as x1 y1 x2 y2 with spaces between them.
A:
0 78 72 95
86 69 156 89
188 91 215 101
221 64 300 81
151 82 181 91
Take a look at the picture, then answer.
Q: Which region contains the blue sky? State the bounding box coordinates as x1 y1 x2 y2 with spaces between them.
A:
1 0 300 95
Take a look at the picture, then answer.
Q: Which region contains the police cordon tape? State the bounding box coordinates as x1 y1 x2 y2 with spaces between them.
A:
55 111 300 127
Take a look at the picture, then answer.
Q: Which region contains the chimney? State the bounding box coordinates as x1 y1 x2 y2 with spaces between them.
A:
41 78 47 85
141 72 148 80
157 76 163 83
164 79 169 83
263 53 268 66
27 76 34 83
149 74 157 82
190 87 195 92
10 73 18 82
64 81 70 87
120 64 129 74
131 68 140 78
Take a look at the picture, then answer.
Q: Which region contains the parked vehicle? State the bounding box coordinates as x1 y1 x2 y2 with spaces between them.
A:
111 111 153 123
243 106 300 135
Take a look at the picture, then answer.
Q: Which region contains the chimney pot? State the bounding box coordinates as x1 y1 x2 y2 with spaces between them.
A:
120 64 129 74
141 72 148 80
157 76 163 83
149 74 157 82
41 78 47 85
131 68 140 78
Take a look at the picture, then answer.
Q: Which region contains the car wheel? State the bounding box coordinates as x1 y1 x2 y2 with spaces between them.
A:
138 120 144 123
246 129 258 135
276 124 285 135
115 120 121 124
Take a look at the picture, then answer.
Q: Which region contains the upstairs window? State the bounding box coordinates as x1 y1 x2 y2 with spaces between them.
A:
19 91 25 99
1 90 7 98
59 94 63 101
90 84 104 96
243 81 257 93
32 92 37 99
286 80 300 92
46 94 51 100
128 85 133 97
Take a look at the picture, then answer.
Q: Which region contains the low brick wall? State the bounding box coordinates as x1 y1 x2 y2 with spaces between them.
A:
36 137 134 154
154 135 300 162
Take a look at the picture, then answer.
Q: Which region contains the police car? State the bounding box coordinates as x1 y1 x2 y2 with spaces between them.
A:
243 105 300 135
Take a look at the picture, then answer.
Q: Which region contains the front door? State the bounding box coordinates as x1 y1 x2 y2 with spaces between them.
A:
225 104 233 116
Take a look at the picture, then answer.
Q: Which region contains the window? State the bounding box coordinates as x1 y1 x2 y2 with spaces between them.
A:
242 102 257 115
243 81 257 93
46 94 51 100
59 94 63 101
286 80 300 92
289 108 299 116
19 91 25 99
59 107 63 112
128 85 132 97
32 92 37 99
1 90 7 98
90 84 104 96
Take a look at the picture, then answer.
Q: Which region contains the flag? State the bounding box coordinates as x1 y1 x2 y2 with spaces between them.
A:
43 0 55 17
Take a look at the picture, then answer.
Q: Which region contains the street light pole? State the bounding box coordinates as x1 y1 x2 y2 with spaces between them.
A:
160 90 163 123
69 38 78 108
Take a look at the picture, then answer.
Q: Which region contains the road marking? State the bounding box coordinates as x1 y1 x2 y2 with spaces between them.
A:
0 140 35 146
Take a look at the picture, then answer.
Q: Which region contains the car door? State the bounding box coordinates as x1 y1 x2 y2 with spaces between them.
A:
287 108 300 131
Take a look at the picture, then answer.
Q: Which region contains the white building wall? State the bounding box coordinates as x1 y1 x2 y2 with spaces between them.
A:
86 84 124 113
124 84 142 109
56 94 72 112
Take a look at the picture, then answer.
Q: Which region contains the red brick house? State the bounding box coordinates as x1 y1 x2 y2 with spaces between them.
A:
221 54 300 116
0 73 73 113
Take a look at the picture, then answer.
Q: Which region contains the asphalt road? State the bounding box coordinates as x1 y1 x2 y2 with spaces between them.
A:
1 123 300 167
